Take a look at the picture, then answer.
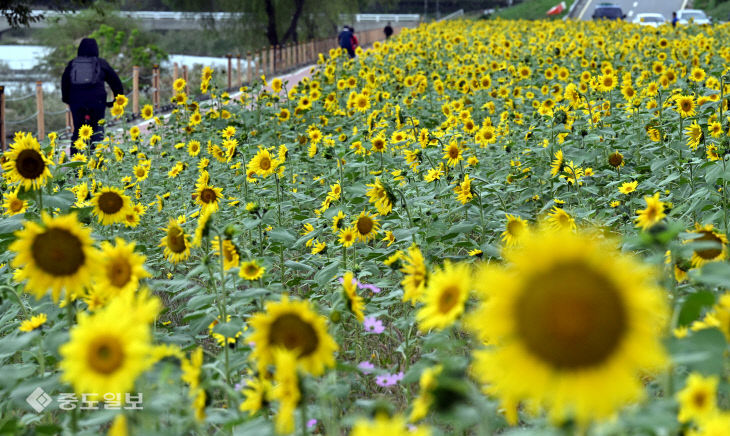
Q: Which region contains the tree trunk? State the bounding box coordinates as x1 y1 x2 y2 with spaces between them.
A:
280 0 305 44
263 0 279 46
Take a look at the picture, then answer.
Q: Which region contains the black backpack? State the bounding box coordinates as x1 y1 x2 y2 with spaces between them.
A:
70 57 103 87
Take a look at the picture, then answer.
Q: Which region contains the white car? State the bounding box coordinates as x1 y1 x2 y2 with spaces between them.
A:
677 9 711 25
632 13 666 27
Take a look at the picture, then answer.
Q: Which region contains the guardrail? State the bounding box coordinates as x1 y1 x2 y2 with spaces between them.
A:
439 9 464 21
356 14 420 22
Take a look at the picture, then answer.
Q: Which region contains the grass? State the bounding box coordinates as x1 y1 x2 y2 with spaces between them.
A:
693 0 730 21
493 0 576 20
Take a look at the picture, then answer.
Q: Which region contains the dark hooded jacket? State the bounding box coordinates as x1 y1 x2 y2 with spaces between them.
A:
61 38 124 109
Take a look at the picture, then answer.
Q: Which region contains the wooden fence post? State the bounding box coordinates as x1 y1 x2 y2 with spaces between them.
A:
236 54 242 88
226 54 232 90
0 85 5 151
268 46 274 76
35 81 44 139
132 66 140 115
173 62 179 84
65 106 72 135
152 64 160 110
182 65 189 95
247 51 253 85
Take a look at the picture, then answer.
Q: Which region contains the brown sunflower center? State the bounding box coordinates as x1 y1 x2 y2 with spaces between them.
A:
87 335 125 375
10 198 24 212
682 101 692 112
245 264 259 276
31 228 85 276
692 391 708 408
107 258 132 288
608 153 623 167
98 192 124 214
259 157 271 171
200 188 217 204
268 314 319 357
357 216 374 235
695 231 723 260
515 262 627 369
16 149 46 179
438 286 461 314
135 168 146 177
449 147 459 159
166 226 187 253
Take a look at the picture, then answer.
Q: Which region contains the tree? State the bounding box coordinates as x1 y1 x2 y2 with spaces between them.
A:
1 0 96 29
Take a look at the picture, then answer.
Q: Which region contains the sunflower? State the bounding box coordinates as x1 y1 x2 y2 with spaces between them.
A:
501 214 528 247
676 95 696 117
685 121 703 151
687 223 728 268
602 153 623 172
95 238 150 297
338 226 357 247
618 180 638 194
278 108 291 122
195 182 223 212
546 206 576 231
635 192 666 230
59 295 155 395
442 140 463 167
239 377 273 415
676 373 718 424
239 259 265 280
401 243 427 304
272 349 300 434
371 135 387 153
140 104 154 120
173 78 186 93
352 414 430 436
247 147 280 178
10 212 96 302
342 271 365 322
78 124 93 141
1 132 53 191
19 313 47 332
187 140 201 157
416 261 471 331
410 365 442 422
550 150 564 176
247 296 338 376
91 186 132 225
159 218 191 264
354 93 370 112
470 228 668 425
213 236 240 270
133 164 149 181
353 210 380 242
2 190 27 216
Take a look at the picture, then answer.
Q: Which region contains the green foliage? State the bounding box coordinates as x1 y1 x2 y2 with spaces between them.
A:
38 4 167 81
494 0 575 20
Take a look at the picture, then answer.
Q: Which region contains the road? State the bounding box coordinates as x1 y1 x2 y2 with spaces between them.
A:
576 0 689 21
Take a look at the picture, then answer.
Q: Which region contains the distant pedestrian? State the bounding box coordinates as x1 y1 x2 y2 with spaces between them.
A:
384 22 393 39
61 37 124 155
672 11 678 27
338 25 355 58
350 26 359 52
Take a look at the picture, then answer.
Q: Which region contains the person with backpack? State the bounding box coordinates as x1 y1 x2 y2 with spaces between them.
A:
61 38 124 155
384 22 393 40
338 25 355 58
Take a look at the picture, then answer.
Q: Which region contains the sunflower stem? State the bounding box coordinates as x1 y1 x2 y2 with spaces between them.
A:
37 335 45 377
300 384 308 436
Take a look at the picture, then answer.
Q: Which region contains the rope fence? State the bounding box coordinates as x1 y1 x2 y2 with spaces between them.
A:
1 25 404 151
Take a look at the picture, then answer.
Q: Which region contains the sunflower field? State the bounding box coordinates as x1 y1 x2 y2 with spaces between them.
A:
2 17 730 435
